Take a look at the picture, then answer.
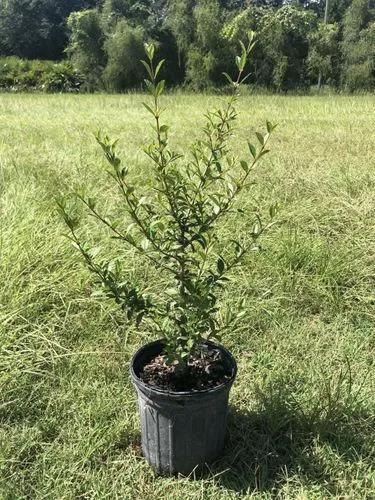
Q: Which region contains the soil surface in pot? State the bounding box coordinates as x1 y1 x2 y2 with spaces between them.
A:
140 347 232 392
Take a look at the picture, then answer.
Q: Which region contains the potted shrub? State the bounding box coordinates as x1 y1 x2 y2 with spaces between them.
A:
58 33 277 475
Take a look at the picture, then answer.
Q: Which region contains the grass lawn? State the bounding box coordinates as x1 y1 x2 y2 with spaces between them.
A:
0 93 374 499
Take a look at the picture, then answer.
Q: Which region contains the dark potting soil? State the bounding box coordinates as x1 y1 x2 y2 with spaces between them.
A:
140 348 232 392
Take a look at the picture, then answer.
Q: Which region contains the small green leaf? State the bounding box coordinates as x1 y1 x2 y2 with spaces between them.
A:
217 257 225 274
240 160 249 173
252 222 261 237
247 30 256 47
257 149 270 159
87 197 96 210
138 196 148 206
239 43 247 71
144 79 154 93
256 132 264 146
155 80 165 97
142 102 155 115
240 72 251 85
222 72 233 85
140 59 153 79
247 141 257 159
267 121 278 132
159 124 169 134
144 42 155 61
154 59 165 78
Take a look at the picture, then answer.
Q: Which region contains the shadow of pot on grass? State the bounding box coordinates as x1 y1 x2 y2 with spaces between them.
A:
209 379 374 495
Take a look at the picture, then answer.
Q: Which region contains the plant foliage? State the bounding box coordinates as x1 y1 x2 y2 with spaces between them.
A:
58 35 277 370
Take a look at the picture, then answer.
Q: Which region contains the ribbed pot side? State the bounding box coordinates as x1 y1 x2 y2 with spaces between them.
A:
130 340 237 476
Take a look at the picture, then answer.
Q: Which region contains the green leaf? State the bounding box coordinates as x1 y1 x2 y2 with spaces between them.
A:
87 197 96 210
159 124 169 134
140 60 153 79
257 149 270 159
239 43 247 71
236 310 246 319
247 30 256 47
138 196 149 206
217 257 225 274
222 72 233 85
144 79 154 93
252 222 261 237
247 141 257 159
240 72 251 85
266 121 278 133
155 80 165 97
142 102 155 115
144 42 155 61
154 59 165 79
66 217 79 231
240 160 249 173
256 132 264 146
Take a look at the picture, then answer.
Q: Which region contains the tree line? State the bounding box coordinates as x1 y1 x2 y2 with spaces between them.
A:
0 0 374 92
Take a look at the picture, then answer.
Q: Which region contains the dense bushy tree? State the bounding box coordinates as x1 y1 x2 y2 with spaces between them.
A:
102 0 168 32
167 0 195 70
186 0 227 89
0 0 100 60
67 9 105 90
341 0 375 90
103 21 146 91
307 22 340 86
223 5 316 90
260 6 316 90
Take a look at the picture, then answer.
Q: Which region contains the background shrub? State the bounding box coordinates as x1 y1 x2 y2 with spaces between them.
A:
0 57 82 92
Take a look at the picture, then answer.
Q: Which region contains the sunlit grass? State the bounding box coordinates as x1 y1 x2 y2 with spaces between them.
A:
0 93 374 498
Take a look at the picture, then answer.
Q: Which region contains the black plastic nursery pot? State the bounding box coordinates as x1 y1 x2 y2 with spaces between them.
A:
130 339 237 475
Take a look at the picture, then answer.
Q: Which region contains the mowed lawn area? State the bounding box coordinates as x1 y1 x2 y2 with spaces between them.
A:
1 93 374 499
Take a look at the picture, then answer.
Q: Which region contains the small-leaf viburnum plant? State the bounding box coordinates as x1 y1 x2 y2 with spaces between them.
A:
58 32 277 375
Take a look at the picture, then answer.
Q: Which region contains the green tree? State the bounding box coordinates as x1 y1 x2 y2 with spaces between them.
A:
102 0 167 32
259 6 316 90
307 22 339 86
341 0 375 90
103 20 146 91
186 0 229 89
67 9 106 90
101 0 133 31
101 0 178 84
223 5 316 90
0 0 100 60
167 0 195 70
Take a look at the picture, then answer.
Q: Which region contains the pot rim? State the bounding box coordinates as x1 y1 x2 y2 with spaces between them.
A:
130 338 237 398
